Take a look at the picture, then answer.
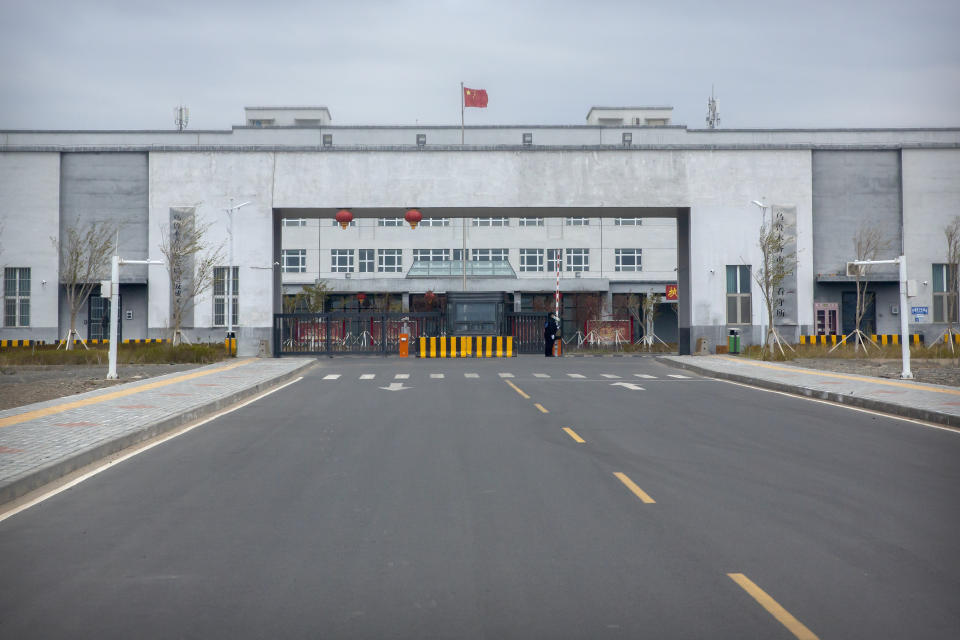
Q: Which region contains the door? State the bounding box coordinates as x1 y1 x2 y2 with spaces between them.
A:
89 294 122 341
841 291 875 335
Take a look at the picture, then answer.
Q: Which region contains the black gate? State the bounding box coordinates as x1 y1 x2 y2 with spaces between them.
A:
274 312 444 356
502 311 549 354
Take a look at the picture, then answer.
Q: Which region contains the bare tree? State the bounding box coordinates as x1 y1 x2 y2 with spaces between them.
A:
159 214 223 345
752 215 797 359
837 224 893 354
50 221 116 349
939 216 960 353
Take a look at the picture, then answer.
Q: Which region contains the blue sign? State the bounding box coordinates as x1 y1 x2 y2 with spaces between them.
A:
911 306 928 315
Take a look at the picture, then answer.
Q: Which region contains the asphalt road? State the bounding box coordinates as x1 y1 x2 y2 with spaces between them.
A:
2 356 959 639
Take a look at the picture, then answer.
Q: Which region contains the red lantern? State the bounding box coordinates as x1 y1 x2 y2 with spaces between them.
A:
405 208 423 230
335 209 353 230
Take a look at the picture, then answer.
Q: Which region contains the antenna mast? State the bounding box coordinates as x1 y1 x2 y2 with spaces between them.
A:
706 86 720 129
174 105 190 132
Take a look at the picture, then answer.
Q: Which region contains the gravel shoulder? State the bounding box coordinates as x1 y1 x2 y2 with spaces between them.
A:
784 357 960 387
0 364 204 411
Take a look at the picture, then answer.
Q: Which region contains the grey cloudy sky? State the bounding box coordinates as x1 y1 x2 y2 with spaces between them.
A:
2 0 958 130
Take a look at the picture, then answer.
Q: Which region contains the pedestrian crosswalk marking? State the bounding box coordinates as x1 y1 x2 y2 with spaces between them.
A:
395 374 410 379
359 374 375 380
668 374 691 379
465 373 479 378
567 374 586 378
634 374 657 379
498 373 514 378
323 374 341 380
430 373 445 379
533 373 550 378
601 374 621 379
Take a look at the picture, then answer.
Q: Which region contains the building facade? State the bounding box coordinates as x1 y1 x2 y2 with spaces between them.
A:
1 106 959 354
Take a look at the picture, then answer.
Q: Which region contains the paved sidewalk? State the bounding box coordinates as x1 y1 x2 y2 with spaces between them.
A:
0 357 315 505
662 355 960 429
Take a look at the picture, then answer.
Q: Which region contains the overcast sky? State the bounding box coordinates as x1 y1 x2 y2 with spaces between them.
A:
2 0 958 131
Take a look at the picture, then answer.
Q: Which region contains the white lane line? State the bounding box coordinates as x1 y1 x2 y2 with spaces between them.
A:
533 373 550 378
323 374 341 380
394 374 410 379
668 374 691 379
359 374 375 380
634 374 657 379
568 373 586 378
430 373 445 379
498 373 515 378
601 374 621 379
465 373 479 378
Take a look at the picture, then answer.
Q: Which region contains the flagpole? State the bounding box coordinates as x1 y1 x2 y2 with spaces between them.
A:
460 82 465 145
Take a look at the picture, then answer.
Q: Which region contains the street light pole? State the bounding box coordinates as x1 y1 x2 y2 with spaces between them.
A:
225 200 251 352
851 256 913 379
106 256 163 379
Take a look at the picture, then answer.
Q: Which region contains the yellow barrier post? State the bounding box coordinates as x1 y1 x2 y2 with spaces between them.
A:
506 336 513 357
496 336 503 357
429 337 437 358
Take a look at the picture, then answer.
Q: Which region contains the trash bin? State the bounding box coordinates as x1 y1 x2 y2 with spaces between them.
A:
225 331 236 356
728 328 741 355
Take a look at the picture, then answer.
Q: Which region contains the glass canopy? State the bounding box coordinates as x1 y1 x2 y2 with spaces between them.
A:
406 259 517 278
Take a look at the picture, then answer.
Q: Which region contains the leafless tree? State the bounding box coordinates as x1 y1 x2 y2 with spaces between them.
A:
50 221 116 349
159 214 223 345
837 224 893 354
752 215 797 359
935 216 960 353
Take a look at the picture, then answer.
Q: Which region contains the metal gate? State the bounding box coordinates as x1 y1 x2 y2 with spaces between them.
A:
502 311 549 354
274 312 444 356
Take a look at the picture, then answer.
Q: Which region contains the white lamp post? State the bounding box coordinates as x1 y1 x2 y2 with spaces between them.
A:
106 255 163 379
225 200 251 350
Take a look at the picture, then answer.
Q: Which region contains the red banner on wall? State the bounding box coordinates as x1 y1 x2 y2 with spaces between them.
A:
665 284 678 301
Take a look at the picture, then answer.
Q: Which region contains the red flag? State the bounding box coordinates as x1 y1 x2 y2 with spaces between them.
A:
463 87 488 108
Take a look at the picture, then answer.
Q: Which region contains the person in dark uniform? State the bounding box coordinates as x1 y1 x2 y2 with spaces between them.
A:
544 313 559 357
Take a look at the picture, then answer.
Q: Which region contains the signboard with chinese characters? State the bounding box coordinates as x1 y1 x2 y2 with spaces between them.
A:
169 207 195 329
665 284 678 301
772 205 798 326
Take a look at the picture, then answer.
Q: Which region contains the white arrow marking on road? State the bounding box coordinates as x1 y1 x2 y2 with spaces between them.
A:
380 382 411 391
610 382 646 391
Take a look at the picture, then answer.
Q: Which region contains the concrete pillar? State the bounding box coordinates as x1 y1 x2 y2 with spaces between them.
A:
513 292 522 312
604 291 613 319
677 208 692 355
402 292 410 312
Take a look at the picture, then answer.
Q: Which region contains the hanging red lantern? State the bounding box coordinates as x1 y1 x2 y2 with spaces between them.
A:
405 208 423 230
335 209 353 230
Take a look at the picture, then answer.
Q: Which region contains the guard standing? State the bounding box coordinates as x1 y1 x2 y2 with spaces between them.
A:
544 313 559 357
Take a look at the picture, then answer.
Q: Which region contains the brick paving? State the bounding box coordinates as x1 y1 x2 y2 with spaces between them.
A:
0 357 315 504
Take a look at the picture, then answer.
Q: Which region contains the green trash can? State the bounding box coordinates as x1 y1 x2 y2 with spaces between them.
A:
728 328 741 355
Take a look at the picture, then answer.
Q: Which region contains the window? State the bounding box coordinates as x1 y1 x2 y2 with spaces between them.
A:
322 133 333 146
378 218 404 227
420 218 450 227
378 249 403 272
615 249 642 272
3 267 30 327
332 219 355 227
283 218 307 227
452 249 465 261
472 249 508 262
282 249 307 273
726 265 752 325
518 217 544 227
933 263 958 323
473 217 509 227
566 217 590 226
416 133 426 146
547 248 563 273
413 249 450 262
522 132 533 145
330 249 354 273
565 249 589 272
213 266 239 327
614 217 642 226
358 249 374 273
519 249 544 272
622 132 632 146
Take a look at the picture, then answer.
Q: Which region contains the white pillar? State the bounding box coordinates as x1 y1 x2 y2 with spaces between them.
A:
107 255 120 379
899 255 912 379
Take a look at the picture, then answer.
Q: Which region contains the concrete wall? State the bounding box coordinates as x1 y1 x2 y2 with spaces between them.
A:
0 152 61 341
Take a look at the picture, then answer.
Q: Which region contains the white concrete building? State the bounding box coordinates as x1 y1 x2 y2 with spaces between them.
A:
2 105 959 355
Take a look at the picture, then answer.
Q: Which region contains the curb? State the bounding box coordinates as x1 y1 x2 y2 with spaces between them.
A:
0 359 317 507
658 357 960 429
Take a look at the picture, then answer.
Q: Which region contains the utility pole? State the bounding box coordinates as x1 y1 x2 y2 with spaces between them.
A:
106 255 163 379
850 256 913 379
225 200 251 354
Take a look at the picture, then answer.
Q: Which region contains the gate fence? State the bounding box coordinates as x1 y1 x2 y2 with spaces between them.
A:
502 311 549 354
274 312 445 356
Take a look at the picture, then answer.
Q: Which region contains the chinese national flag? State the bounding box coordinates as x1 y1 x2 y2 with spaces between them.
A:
463 87 488 108
665 284 678 301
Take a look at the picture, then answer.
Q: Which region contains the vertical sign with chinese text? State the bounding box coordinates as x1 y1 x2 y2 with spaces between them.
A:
169 207 196 329
772 205 797 326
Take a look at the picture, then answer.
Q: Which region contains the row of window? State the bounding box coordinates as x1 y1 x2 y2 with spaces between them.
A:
280 248 645 274
283 217 645 227
316 133 641 147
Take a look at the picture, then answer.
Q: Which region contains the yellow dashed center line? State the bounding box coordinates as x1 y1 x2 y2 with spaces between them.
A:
534 403 549 414
613 472 655 503
0 359 254 429
504 380 530 399
727 573 820 640
563 427 585 443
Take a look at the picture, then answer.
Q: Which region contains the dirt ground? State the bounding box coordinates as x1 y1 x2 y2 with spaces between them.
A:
786 357 960 387
0 364 203 411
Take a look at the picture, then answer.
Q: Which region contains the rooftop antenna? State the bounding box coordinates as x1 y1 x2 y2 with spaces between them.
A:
706 86 720 129
174 104 189 132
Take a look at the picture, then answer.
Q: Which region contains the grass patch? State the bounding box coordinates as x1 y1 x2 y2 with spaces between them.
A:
0 343 230 366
